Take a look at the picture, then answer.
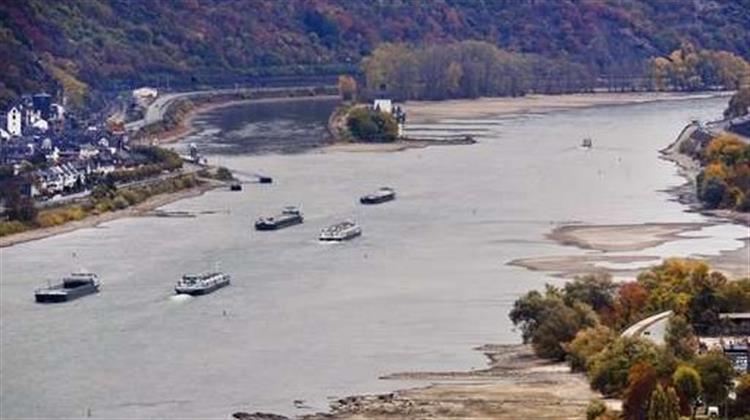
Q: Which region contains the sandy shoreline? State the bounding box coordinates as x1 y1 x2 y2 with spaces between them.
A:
0 182 218 248
235 344 596 420
509 221 749 280
405 91 731 123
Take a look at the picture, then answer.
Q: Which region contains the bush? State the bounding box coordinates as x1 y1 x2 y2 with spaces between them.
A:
215 167 233 181
0 221 28 237
586 399 607 420
112 195 130 210
347 107 398 142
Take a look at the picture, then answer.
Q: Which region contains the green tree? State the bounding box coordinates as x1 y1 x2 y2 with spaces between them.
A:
510 287 597 361
530 300 597 360
694 351 736 405
565 325 616 372
673 365 702 419
665 315 697 360
347 108 398 143
587 337 674 396
647 384 680 420
563 273 617 314
732 374 750 418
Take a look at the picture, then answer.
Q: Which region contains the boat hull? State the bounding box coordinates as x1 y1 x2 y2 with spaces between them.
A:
254 215 303 230
320 229 362 241
35 284 100 303
360 194 395 204
175 278 230 296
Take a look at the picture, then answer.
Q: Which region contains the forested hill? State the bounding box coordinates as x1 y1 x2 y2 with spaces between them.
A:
1 0 749 107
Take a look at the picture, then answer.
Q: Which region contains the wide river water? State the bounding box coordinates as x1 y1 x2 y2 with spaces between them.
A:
1 95 747 419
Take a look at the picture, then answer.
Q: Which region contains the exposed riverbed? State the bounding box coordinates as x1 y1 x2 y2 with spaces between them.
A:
1 95 747 419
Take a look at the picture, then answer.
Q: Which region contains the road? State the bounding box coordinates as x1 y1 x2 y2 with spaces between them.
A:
621 310 672 345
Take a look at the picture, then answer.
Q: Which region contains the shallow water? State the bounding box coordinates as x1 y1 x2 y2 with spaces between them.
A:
1 96 747 419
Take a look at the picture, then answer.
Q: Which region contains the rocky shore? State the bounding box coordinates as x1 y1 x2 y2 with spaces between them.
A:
234 345 595 420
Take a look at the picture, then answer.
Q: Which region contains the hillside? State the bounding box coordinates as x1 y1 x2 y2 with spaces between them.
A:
1 0 749 107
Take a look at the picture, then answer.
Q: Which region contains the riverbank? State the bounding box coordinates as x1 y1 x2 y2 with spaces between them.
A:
660 121 750 227
405 91 732 123
234 344 596 420
0 179 219 248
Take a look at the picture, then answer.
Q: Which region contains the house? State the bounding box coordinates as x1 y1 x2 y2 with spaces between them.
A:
7 106 22 136
373 99 393 114
719 313 750 336
132 87 158 107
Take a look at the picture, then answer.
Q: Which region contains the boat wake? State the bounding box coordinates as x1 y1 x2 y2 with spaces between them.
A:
168 294 193 303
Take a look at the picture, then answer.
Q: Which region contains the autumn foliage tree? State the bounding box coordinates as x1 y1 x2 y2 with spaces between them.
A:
338 75 357 101
623 362 659 420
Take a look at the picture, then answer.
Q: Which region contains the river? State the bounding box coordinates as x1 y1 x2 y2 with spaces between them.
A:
1 95 746 419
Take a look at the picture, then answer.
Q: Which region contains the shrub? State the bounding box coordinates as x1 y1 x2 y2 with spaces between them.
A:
586 399 607 420
0 221 28 237
347 107 398 142
112 195 129 210
215 167 233 181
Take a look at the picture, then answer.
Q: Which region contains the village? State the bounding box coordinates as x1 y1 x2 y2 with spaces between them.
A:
0 88 182 202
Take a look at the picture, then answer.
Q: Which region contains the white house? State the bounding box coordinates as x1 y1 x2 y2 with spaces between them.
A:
32 119 49 132
7 106 22 136
132 87 158 107
373 99 393 114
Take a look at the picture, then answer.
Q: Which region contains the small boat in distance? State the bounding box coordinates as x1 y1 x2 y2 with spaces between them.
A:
360 187 396 205
35 272 100 303
581 138 593 148
230 182 242 191
257 174 273 184
255 207 304 230
320 221 362 241
175 271 231 296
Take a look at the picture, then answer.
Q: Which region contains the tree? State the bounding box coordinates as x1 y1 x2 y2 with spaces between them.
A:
673 365 702 419
731 374 750 418
623 362 658 420
566 325 616 372
346 107 399 142
725 87 750 118
2 182 37 223
588 337 675 397
647 385 680 420
510 287 597 361
530 300 597 360
694 351 736 405
614 282 649 328
338 75 357 101
665 315 698 360
563 273 617 314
